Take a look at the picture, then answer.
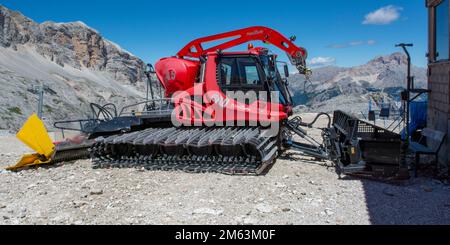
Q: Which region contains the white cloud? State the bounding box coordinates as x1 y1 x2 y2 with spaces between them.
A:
308 57 336 67
349 41 364 46
363 5 402 25
328 40 377 49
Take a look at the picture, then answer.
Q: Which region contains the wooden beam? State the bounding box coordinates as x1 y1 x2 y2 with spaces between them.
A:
429 6 436 62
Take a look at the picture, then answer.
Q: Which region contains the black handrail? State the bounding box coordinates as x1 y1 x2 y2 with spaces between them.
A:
119 98 172 116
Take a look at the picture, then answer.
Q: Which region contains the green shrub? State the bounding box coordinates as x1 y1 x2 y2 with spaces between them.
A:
7 107 22 115
44 105 53 113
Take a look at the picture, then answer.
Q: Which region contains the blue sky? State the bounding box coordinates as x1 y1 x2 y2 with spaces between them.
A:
1 0 427 68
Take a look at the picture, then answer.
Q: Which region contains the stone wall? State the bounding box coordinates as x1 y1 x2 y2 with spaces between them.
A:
427 62 449 167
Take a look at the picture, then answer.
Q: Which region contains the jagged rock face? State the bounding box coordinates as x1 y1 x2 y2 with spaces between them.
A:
289 53 427 114
38 22 108 69
0 6 146 85
0 5 153 131
0 8 38 47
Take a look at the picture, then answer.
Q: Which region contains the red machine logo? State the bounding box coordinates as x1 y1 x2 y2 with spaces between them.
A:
165 69 176 81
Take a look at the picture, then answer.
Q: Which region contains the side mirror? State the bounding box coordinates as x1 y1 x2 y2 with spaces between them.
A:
284 64 289 78
147 63 156 74
269 58 276 70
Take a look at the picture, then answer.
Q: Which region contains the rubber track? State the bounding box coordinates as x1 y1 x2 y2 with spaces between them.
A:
90 127 279 175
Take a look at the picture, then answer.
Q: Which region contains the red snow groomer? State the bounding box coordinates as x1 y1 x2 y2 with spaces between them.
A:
8 27 408 178
48 27 334 175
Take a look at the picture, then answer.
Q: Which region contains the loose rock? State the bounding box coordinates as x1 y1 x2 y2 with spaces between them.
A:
243 217 258 225
192 208 224 216
255 203 273 213
90 189 103 195
73 200 88 208
325 209 334 216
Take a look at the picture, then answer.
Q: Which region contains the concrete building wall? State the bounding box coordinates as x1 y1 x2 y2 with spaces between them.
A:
427 62 449 166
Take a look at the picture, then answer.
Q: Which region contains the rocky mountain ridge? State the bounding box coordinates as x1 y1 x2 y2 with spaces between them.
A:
0 5 149 130
0 6 146 82
288 52 427 114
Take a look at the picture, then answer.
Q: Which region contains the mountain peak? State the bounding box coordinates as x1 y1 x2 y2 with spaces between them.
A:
41 20 99 33
0 5 150 130
0 5 145 82
0 4 36 26
368 52 407 66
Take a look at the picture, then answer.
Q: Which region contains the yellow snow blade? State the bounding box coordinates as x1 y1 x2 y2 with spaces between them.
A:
6 114 55 171
16 113 54 158
6 153 52 171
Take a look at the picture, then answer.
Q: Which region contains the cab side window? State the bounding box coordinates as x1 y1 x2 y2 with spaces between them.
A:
219 58 239 86
219 56 264 90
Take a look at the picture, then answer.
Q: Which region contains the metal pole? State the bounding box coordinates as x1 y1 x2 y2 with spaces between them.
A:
146 73 149 102
396 43 413 177
37 84 44 119
146 64 156 109
159 79 163 99
395 44 413 140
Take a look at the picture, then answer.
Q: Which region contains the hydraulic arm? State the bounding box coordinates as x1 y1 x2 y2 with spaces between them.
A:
176 26 310 75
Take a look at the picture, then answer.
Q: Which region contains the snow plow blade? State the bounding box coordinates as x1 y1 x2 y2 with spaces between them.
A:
6 114 55 171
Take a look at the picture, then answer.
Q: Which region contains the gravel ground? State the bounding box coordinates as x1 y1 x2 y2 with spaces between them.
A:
0 114 449 225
